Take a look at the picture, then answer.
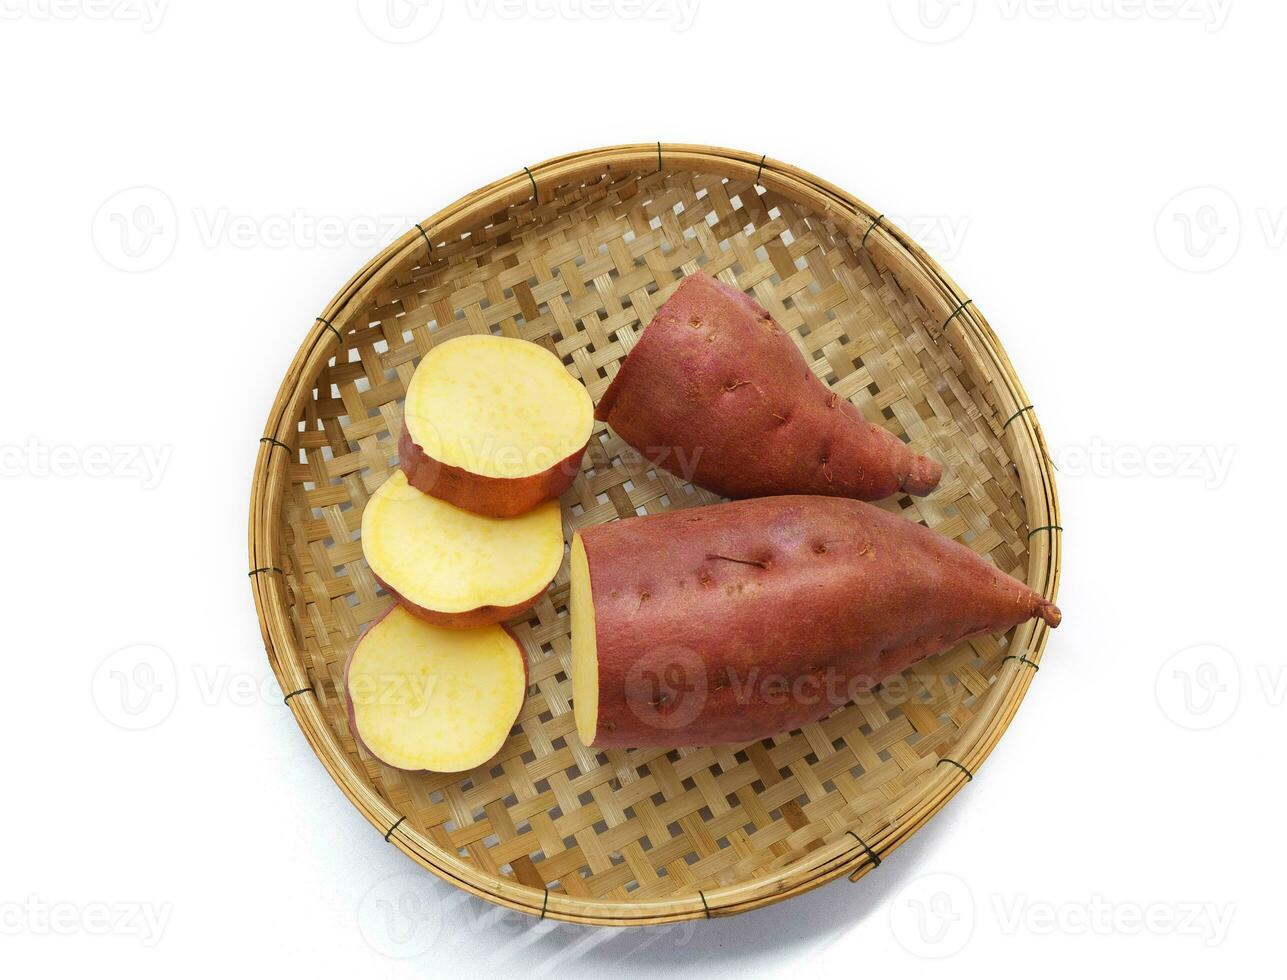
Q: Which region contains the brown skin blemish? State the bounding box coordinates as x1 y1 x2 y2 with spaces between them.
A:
813 542 827 554
706 553 769 569
698 570 713 586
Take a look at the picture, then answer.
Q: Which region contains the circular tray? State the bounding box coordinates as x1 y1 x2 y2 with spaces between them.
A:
248 143 1061 926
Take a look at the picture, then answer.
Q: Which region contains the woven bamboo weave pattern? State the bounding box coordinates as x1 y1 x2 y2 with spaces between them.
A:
248 144 1061 925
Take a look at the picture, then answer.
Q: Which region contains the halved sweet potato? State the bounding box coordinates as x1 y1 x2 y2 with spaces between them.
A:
400 335 593 517
571 495 1059 748
596 272 942 501
345 605 527 772
362 469 563 628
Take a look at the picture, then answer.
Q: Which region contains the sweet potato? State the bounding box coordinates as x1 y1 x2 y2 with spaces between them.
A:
401 334 593 517
571 496 1059 748
361 469 563 629
596 272 941 501
345 605 527 772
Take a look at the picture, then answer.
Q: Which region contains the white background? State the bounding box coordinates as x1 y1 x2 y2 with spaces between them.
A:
1 1 1281 976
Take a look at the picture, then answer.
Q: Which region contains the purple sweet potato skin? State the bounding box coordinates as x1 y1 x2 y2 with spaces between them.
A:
596 272 942 501
580 496 1058 748
399 422 586 519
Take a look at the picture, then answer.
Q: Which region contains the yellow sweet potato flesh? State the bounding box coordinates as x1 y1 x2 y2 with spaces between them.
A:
404 334 593 480
346 606 526 772
362 469 562 618
570 535 599 746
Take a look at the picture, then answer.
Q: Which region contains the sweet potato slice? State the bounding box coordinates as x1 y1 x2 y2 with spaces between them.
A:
401 335 593 517
345 605 527 772
571 496 1059 748
596 271 941 501
362 469 562 628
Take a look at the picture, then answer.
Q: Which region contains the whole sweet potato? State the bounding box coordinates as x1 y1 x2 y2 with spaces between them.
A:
596 272 941 501
570 496 1059 748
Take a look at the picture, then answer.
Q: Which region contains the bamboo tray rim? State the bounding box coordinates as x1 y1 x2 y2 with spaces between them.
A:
248 142 1061 925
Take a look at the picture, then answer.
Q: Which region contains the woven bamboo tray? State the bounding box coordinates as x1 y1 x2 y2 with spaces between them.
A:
248 143 1061 926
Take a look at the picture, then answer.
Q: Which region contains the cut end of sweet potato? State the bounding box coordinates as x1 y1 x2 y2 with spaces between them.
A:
345 606 526 772
569 533 599 747
361 469 562 623
404 335 593 481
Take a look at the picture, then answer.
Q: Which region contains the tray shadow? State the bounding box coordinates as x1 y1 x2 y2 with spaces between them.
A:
438 814 953 973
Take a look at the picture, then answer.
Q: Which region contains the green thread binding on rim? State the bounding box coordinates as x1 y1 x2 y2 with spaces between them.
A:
937 758 974 781
1003 405 1035 429
845 830 882 867
1002 655 1040 671
942 299 973 332
861 213 885 248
